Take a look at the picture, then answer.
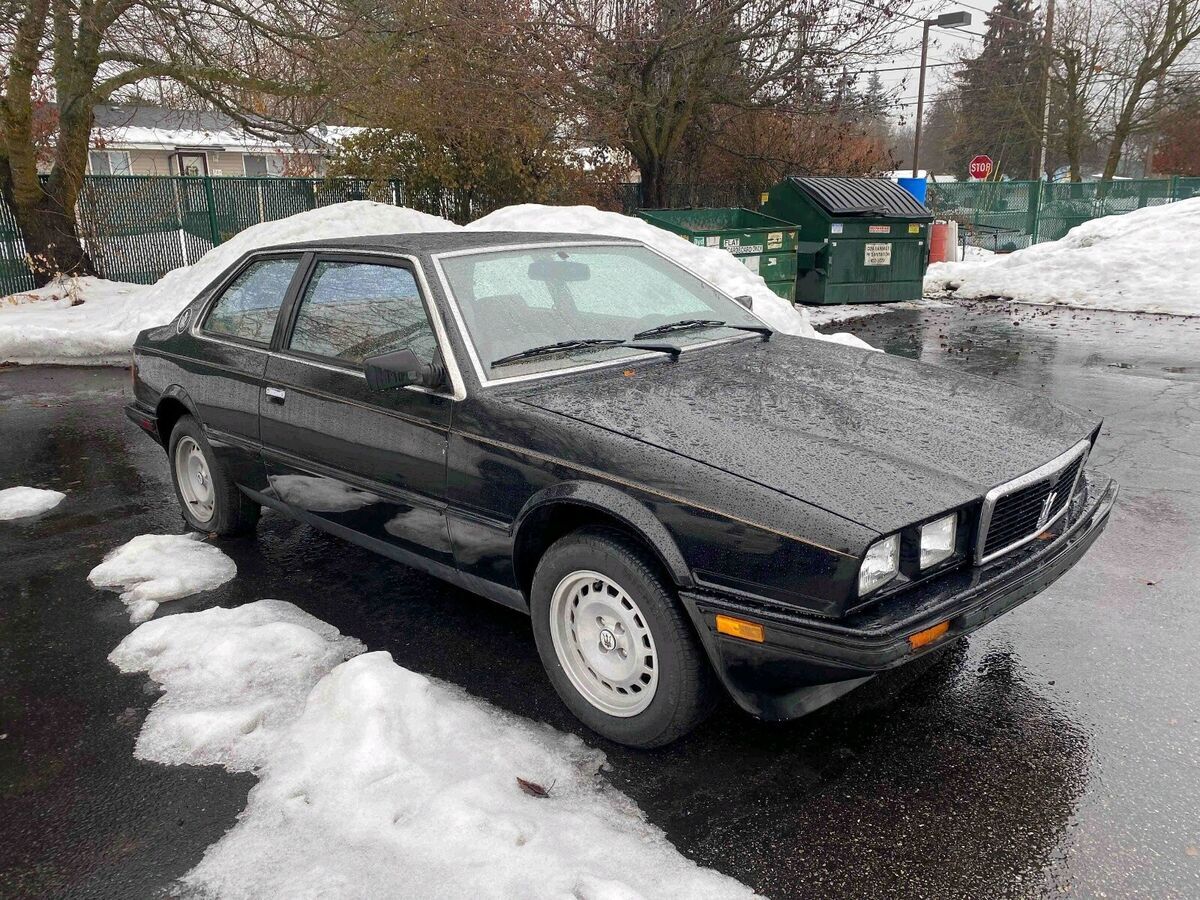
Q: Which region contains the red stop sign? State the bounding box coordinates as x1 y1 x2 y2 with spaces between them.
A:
969 155 994 180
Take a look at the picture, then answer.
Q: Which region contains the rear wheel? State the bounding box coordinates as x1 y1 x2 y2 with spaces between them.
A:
531 527 716 748
168 415 259 535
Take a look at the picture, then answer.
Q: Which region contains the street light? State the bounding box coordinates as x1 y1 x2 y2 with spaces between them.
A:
912 10 973 178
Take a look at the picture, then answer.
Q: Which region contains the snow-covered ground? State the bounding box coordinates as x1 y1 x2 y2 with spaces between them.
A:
0 200 870 365
99 539 752 898
0 486 66 520
88 532 238 623
926 198 1200 316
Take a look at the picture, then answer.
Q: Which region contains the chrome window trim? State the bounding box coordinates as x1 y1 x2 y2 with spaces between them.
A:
190 246 467 401
975 439 1091 565
429 240 773 389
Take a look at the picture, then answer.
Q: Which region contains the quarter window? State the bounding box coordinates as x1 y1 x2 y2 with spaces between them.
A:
288 261 438 366
202 257 298 344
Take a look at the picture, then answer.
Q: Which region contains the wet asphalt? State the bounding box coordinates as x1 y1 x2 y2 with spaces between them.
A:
1 300 1198 900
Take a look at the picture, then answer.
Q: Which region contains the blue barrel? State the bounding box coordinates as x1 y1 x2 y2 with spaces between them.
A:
897 176 928 204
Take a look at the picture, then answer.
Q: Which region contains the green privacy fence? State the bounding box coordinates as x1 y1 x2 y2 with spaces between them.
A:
3 174 1200 295
926 176 1200 251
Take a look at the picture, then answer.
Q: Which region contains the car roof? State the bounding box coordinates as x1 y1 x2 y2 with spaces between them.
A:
250 231 642 256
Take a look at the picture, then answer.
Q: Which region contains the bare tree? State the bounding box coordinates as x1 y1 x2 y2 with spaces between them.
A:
1051 0 1119 180
537 0 909 207
1097 0 1200 179
0 0 342 283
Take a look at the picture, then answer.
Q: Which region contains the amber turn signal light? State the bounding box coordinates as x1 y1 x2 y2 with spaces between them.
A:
908 620 949 650
716 615 765 643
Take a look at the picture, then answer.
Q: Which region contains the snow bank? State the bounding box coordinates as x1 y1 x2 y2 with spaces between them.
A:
88 532 238 623
113 601 752 899
468 204 873 349
0 486 66 520
0 277 148 365
0 202 460 365
926 198 1200 316
109 600 364 771
2 199 874 365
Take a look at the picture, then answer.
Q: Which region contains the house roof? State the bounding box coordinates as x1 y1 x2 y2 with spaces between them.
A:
91 105 357 154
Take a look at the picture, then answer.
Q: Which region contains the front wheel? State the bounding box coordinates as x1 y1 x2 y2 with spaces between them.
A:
530 527 716 748
168 415 260 535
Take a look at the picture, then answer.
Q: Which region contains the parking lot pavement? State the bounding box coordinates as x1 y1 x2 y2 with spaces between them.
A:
1 301 1198 899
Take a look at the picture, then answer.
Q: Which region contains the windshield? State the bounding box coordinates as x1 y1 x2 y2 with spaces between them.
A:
437 244 765 379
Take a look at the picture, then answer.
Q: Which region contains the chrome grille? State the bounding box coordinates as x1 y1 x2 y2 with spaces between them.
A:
976 441 1090 564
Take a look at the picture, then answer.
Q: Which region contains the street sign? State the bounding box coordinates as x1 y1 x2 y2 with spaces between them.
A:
969 155 994 180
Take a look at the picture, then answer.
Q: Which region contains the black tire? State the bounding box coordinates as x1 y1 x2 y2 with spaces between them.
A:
167 414 260 535
530 526 716 748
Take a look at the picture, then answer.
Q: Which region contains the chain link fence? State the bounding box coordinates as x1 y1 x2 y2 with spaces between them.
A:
3 174 1200 296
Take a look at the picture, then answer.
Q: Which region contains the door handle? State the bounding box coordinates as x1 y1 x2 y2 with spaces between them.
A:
265 386 286 403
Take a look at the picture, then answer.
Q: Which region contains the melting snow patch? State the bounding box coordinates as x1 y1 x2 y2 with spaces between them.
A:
0 486 66 520
109 600 364 771
88 532 237 623
112 602 753 899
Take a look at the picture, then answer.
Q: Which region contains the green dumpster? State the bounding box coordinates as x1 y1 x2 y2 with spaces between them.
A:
760 177 933 304
636 207 799 301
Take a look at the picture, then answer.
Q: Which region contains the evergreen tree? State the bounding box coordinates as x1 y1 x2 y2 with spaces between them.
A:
945 0 1043 178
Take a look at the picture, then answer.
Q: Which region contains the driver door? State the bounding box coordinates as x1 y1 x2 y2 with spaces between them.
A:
259 253 455 570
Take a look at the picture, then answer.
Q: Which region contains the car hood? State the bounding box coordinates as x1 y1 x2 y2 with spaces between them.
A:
512 337 1098 534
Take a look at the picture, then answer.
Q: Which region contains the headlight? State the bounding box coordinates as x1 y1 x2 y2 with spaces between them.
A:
920 513 957 569
858 534 899 595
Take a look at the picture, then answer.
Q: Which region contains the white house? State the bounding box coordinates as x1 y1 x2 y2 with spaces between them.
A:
84 104 361 177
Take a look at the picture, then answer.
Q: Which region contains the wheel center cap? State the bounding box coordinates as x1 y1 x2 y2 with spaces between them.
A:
598 629 616 652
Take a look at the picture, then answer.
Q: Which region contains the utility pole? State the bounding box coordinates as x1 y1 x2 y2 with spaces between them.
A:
912 11 973 178
1035 0 1057 180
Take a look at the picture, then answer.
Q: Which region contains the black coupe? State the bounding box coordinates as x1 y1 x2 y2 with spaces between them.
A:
126 231 1117 747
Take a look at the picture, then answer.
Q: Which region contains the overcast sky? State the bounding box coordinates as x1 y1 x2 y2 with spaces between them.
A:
864 0 1004 127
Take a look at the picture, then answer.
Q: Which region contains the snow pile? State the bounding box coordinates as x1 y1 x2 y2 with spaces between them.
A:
926 198 1200 315
113 601 753 899
0 277 148 365
88 532 238 623
109 600 364 771
0 486 66 520
468 204 873 349
2 199 875 364
0 202 459 364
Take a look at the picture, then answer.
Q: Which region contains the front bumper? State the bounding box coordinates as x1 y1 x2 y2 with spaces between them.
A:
680 472 1118 720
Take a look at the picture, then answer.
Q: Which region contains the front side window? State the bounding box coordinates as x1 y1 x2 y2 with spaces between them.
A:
438 244 763 379
202 257 298 344
288 261 438 366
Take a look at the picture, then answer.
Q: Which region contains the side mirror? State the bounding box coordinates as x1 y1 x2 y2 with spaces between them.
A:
365 347 436 391
733 294 753 310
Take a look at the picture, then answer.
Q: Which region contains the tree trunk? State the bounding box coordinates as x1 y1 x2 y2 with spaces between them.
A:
1 176 95 287
638 158 667 208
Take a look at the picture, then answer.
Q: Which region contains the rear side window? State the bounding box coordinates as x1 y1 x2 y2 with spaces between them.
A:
288 261 438 366
202 257 298 344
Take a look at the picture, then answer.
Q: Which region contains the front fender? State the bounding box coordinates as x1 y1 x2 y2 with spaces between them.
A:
514 480 693 587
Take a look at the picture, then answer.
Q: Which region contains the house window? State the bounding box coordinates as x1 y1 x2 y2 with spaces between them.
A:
89 150 131 175
242 153 285 176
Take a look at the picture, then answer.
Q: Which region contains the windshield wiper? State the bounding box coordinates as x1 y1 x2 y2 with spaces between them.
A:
633 318 773 340
491 338 682 368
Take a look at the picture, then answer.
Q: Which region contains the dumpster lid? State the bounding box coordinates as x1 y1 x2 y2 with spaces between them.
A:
786 176 932 219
